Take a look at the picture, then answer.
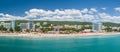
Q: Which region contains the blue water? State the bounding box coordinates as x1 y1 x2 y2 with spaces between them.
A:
0 34 120 52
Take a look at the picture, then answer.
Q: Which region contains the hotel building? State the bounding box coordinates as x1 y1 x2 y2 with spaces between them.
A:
92 22 102 32
3 23 11 29
19 21 35 32
11 20 16 31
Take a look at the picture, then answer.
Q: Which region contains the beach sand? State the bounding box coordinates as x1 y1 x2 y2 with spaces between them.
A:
0 32 120 37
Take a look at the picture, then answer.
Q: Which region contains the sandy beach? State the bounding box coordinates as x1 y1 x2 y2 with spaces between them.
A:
0 32 120 37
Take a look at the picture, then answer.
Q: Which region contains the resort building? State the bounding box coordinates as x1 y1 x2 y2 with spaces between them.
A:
92 22 102 32
64 25 77 28
28 21 35 31
83 29 92 32
0 22 5 26
53 26 63 31
10 20 16 31
0 22 11 29
35 22 40 26
77 25 82 29
0 22 11 31
84 25 91 27
48 26 63 34
19 23 28 32
19 21 35 32
43 22 48 25
63 25 83 29
3 23 11 29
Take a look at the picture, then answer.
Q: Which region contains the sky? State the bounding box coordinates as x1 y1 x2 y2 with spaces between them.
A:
0 0 120 23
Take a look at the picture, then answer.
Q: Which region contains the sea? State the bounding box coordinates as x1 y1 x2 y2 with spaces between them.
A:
0 34 120 52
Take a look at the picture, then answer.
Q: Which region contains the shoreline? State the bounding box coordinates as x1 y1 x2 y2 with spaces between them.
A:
0 32 120 38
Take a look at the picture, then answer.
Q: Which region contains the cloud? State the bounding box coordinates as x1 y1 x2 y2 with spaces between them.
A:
101 8 106 10
98 13 120 23
81 8 88 13
0 7 120 23
25 9 54 18
25 8 99 21
0 13 27 21
90 8 97 12
25 8 83 21
114 7 120 12
88 8 97 14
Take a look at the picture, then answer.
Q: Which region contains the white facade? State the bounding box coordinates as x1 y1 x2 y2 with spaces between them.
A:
3 23 11 29
43 22 48 25
0 22 11 29
35 22 40 26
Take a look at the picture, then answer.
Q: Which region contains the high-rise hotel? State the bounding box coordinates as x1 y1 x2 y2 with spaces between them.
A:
92 22 102 32
11 20 16 31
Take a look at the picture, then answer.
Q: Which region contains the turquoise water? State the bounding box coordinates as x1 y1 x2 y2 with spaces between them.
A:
0 35 120 52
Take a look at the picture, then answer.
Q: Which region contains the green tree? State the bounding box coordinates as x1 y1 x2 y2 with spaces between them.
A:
42 23 51 27
9 28 13 32
60 28 75 33
112 29 118 32
26 29 30 32
104 27 112 32
74 29 83 32
0 25 7 31
40 28 53 33
3 28 7 31
0 25 4 30
15 26 21 32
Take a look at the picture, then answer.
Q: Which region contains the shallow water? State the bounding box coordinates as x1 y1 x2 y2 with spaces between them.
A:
0 34 120 52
